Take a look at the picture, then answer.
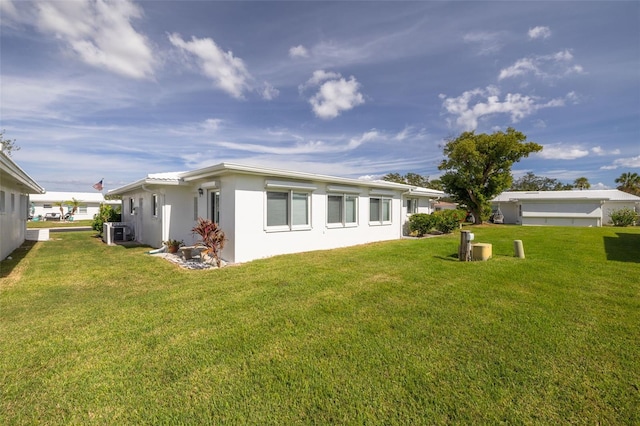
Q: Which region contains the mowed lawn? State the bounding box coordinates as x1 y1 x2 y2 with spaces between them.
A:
1 226 639 424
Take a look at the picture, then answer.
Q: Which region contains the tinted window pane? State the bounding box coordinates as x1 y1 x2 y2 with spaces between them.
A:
267 191 288 226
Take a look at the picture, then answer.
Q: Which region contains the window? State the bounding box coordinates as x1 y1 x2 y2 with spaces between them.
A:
43 203 52 209
193 197 198 221
327 194 357 227
11 193 15 212
152 194 158 217
129 198 135 215
79 205 87 214
210 191 220 223
0 191 5 213
370 197 392 224
266 190 310 231
406 198 418 214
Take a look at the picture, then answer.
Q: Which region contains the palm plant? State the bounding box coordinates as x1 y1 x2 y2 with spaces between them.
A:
67 198 81 216
615 172 640 196
573 177 590 190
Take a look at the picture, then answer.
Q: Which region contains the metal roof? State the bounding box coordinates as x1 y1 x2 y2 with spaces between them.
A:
30 192 118 203
491 189 640 202
109 162 445 197
0 150 45 194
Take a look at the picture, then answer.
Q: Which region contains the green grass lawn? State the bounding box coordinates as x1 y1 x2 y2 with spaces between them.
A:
27 219 93 228
1 226 639 424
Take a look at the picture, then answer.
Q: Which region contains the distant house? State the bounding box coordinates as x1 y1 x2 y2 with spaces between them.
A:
0 150 45 260
30 192 120 221
491 190 640 227
108 163 444 263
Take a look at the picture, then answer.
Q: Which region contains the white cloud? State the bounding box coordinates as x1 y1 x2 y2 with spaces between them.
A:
440 85 565 130
261 82 280 100
289 45 309 58
591 146 620 156
31 0 156 79
591 182 611 190
498 50 584 81
600 155 640 170
528 26 551 40
463 31 505 55
538 144 589 160
301 71 365 119
168 33 253 99
299 70 342 91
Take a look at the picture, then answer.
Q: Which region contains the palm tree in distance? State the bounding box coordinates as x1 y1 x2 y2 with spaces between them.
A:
573 177 590 190
615 172 640 196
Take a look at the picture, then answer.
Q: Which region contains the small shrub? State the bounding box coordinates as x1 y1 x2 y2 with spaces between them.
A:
609 207 638 227
192 218 226 267
92 204 122 236
408 213 435 236
433 209 466 234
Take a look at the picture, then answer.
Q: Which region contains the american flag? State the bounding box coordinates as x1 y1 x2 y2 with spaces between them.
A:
93 179 104 191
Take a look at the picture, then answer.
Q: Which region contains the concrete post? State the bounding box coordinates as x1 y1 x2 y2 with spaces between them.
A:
514 240 525 258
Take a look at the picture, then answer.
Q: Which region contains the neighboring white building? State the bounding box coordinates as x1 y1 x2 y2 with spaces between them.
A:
30 192 120 221
108 163 444 263
0 150 45 260
491 190 640 227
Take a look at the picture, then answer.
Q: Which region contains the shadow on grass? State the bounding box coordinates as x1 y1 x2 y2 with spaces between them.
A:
0 239 38 279
603 232 640 263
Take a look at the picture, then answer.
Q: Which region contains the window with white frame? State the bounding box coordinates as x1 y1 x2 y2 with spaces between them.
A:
152 194 158 217
11 193 15 212
266 190 311 231
210 191 220 224
0 190 5 213
406 198 418 214
327 194 358 227
370 197 392 224
43 203 52 209
129 198 135 215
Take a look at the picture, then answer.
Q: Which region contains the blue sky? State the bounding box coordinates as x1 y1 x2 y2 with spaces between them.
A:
1 0 638 192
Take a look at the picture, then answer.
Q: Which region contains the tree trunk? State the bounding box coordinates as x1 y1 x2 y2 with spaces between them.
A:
472 207 483 224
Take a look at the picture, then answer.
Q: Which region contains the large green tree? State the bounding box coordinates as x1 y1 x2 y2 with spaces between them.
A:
438 127 542 224
615 172 640 196
510 172 573 191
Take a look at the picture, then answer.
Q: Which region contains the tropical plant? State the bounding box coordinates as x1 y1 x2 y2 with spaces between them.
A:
573 177 591 190
67 198 81 216
609 207 638 227
163 239 184 253
192 218 226 267
53 201 64 217
438 127 542 224
615 172 640 196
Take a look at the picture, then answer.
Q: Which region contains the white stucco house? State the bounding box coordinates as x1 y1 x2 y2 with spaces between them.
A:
0 150 45 260
491 190 640 227
108 163 445 263
30 192 119 221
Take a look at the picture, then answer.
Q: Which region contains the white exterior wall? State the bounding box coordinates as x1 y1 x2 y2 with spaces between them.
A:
219 174 403 264
497 203 519 224
32 202 106 220
602 201 639 225
0 185 28 260
119 186 200 248
520 201 601 227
